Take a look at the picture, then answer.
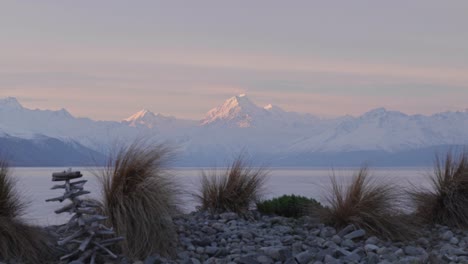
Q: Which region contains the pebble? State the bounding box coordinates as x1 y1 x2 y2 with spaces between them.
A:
33 211 468 264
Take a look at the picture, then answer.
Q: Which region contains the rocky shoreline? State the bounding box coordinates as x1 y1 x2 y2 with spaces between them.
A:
124 211 468 264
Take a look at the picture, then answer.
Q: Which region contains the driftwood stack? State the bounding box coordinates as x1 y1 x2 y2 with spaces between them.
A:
46 169 123 264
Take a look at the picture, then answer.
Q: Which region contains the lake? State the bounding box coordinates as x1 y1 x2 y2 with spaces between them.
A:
11 167 433 226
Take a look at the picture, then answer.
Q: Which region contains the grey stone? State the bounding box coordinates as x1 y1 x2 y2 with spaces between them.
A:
343 229 366 240
337 224 355 237
189 259 202 264
416 237 429 247
364 244 380 252
256 255 274 264
404 246 425 256
144 255 163 264
331 235 342 245
295 251 314 264
344 252 361 262
394 248 405 257
341 239 355 248
320 227 336 238
450 237 459 245
260 246 291 261
292 242 303 255
238 255 261 264
196 247 204 254
205 246 219 256
441 230 454 241
323 254 340 264
364 252 380 264
365 236 380 245
220 212 238 221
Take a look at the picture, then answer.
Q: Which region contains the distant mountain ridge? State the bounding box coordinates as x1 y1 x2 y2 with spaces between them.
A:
0 95 467 166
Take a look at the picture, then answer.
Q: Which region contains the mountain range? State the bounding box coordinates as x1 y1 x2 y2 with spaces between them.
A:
0 95 467 167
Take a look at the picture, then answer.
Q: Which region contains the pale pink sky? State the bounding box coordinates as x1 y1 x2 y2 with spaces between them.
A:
1 1 467 120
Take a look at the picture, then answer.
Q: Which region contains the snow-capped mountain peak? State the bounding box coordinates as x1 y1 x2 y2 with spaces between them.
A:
0 97 23 110
201 94 264 127
124 109 155 122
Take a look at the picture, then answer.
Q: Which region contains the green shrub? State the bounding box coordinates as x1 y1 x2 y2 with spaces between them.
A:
257 194 322 218
196 155 268 214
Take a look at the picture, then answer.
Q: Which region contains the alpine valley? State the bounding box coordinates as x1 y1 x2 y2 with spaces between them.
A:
0 95 467 167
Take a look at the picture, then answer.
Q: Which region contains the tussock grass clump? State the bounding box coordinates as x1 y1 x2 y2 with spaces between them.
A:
257 194 323 218
196 156 268 215
321 167 413 240
0 161 54 263
411 152 468 228
97 142 181 259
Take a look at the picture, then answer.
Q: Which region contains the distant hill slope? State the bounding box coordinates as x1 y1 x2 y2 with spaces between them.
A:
0 135 105 167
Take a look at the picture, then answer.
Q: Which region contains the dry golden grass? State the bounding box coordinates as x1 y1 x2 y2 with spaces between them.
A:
0 160 55 263
97 141 181 259
196 155 268 215
410 152 468 228
321 167 414 240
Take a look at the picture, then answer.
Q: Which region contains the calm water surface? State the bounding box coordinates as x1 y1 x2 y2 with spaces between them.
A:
12 167 433 226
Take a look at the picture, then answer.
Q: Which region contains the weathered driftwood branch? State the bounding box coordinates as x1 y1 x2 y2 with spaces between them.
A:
46 169 123 264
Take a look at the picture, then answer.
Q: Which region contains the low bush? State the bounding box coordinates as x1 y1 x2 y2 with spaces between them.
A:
97 141 181 259
0 160 55 263
321 167 413 240
410 152 468 228
257 194 323 218
196 155 268 215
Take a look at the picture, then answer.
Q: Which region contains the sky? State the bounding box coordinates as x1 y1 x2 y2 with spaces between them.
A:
1 1 468 120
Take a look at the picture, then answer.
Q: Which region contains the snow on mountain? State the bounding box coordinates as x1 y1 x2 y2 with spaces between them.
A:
288 107 468 153
0 98 139 150
201 94 266 127
123 109 196 131
0 97 23 110
0 95 468 166
201 94 319 129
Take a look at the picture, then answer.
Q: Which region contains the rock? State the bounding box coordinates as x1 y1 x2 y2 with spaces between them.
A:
343 229 366 240
337 224 355 237
331 235 342 245
364 252 380 264
256 255 273 264
205 246 219 256
416 237 429 247
193 238 212 247
450 237 459 245
294 251 314 264
220 212 238 221
441 230 454 241
241 230 254 240
394 248 405 257
404 246 426 256
260 246 291 261
238 255 261 264
365 236 380 245
188 258 202 264
292 242 303 255
364 244 380 252
323 254 340 264
144 255 163 264
341 239 355 248
320 227 336 238
344 252 361 262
